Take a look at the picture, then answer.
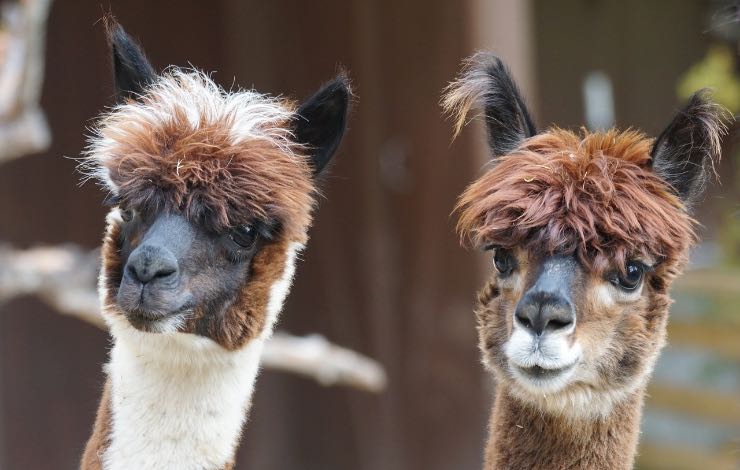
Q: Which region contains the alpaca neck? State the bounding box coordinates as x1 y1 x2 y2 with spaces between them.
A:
485 384 643 470
81 242 301 470
100 331 264 470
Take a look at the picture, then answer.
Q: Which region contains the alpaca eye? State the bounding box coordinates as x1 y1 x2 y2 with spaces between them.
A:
229 225 257 248
611 261 645 291
493 248 515 276
120 208 134 222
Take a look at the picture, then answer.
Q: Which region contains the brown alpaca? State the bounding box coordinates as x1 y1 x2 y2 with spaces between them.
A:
443 52 728 469
79 21 350 470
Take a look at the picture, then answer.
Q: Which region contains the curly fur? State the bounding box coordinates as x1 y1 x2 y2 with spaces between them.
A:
80 29 328 469
445 52 730 470
456 129 698 277
82 69 316 240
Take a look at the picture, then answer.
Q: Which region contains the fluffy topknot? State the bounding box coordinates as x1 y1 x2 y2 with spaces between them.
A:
82 69 316 240
456 128 697 275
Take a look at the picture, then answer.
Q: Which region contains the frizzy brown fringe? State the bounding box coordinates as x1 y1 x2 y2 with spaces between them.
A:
83 70 317 240
456 128 696 274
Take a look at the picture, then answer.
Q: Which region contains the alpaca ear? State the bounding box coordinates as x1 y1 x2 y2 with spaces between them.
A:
105 20 157 102
293 74 351 176
443 52 537 158
650 90 728 208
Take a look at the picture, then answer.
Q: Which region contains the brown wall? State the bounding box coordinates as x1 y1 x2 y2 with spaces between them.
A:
533 0 732 225
0 1 487 469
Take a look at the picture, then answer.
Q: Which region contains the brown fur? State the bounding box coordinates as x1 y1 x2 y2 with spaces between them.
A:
475 248 672 406
90 77 315 239
187 239 292 349
485 385 642 469
463 134 686 467
88 71 317 350
83 70 318 469
444 53 728 469
456 129 695 277
81 381 112 470
79 24 343 469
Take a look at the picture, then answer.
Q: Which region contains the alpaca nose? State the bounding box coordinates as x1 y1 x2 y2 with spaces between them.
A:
514 255 577 336
126 244 178 284
515 291 575 336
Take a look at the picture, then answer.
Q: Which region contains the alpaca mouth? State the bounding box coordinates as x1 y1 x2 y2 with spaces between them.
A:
509 361 578 392
514 363 576 380
126 310 179 331
122 301 194 333
116 279 195 333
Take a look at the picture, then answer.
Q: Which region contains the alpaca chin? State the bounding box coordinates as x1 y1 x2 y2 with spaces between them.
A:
125 312 185 334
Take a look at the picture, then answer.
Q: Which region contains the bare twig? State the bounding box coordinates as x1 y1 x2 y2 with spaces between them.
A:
0 245 387 392
0 244 100 323
0 1 387 393
0 0 52 162
263 333 387 392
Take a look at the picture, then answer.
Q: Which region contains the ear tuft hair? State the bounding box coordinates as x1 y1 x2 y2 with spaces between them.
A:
651 89 731 209
293 72 352 176
104 16 157 102
442 51 537 157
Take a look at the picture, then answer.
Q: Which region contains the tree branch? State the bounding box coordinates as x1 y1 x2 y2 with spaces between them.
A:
0 0 52 162
0 244 387 392
0 0 387 393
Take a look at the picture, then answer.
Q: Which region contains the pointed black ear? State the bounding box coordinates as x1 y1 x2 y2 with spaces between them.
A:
105 19 156 102
443 52 537 158
651 90 728 209
293 74 351 176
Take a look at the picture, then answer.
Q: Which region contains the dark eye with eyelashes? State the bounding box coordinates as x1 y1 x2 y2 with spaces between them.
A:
229 225 258 249
610 261 647 291
120 207 134 222
490 247 516 277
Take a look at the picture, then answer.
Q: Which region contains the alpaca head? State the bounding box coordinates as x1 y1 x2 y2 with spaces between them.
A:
444 53 728 418
83 22 350 350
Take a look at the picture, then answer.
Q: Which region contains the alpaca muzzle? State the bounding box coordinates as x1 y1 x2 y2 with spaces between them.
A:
505 255 582 392
116 215 196 332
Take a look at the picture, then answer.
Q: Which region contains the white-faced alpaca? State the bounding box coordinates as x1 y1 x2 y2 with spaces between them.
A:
80 22 350 470
443 52 728 469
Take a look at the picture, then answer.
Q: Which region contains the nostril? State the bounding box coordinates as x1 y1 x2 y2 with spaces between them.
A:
129 264 177 284
127 263 138 280
546 317 573 331
515 311 532 329
126 263 150 284
125 246 178 285
153 266 176 280
516 293 574 335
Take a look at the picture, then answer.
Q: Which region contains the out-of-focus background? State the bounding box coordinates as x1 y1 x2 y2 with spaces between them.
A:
0 0 737 469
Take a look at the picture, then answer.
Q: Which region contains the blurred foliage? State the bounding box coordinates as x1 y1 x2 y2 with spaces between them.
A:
719 210 740 265
678 42 740 265
678 44 740 114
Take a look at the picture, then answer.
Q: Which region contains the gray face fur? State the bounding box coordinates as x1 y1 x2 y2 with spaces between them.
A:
114 210 263 333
